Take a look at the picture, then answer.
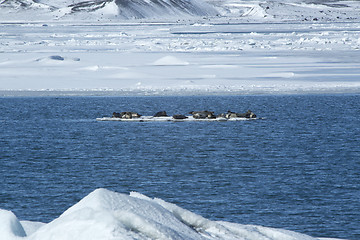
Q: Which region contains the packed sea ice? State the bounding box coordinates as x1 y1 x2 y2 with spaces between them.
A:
0 189 346 240
0 0 360 95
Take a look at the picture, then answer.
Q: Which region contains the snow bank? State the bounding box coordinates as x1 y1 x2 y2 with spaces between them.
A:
0 189 344 240
152 56 189 66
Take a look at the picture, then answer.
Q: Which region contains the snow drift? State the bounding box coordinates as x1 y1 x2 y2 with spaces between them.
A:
0 188 344 240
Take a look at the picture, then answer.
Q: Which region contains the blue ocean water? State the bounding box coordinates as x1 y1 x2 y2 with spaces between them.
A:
0 94 359 239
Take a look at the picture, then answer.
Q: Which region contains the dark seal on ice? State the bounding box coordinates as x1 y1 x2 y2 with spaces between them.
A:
112 112 121 118
173 114 188 119
189 111 216 119
112 112 142 119
154 111 168 117
226 110 256 119
120 112 142 119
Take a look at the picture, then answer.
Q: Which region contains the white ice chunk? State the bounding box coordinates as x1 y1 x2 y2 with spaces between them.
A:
0 189 348 240
1 188 345 240
28 188 205 240
0 209 26 239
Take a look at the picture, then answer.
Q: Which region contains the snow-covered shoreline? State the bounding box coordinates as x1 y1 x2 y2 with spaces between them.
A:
1 0 360 95
1 21 359 95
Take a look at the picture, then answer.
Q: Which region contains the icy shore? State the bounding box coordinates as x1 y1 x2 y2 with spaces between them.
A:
0 188 346 240
1 22 359 95
1 0 360 95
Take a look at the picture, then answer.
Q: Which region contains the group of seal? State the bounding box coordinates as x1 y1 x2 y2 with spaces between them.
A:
112 110 256 119
189 110 256 119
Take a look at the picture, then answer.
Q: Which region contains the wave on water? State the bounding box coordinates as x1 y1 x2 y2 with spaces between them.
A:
0 188 344 240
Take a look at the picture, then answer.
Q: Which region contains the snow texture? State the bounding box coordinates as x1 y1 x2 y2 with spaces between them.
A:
0 189 345 240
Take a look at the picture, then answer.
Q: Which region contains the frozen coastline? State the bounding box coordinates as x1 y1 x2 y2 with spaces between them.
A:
1 0 360 95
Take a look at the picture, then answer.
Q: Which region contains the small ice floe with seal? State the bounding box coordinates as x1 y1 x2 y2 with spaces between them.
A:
96 110 258 122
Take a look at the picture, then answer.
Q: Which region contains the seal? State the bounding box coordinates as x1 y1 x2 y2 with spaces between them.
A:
173 114 188 119
112 112 121 118
154 111 168 117
225 110 256 119
120 112 142 119
189 111 216 119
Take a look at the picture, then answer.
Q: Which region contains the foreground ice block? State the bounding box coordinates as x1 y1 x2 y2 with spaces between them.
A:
0 189 342 240
0 209 26 239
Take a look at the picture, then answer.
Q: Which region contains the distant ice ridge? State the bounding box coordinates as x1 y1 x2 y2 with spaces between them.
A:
1 0 360 21
207 0 360 22
0 188 346 240
0 0 218 19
